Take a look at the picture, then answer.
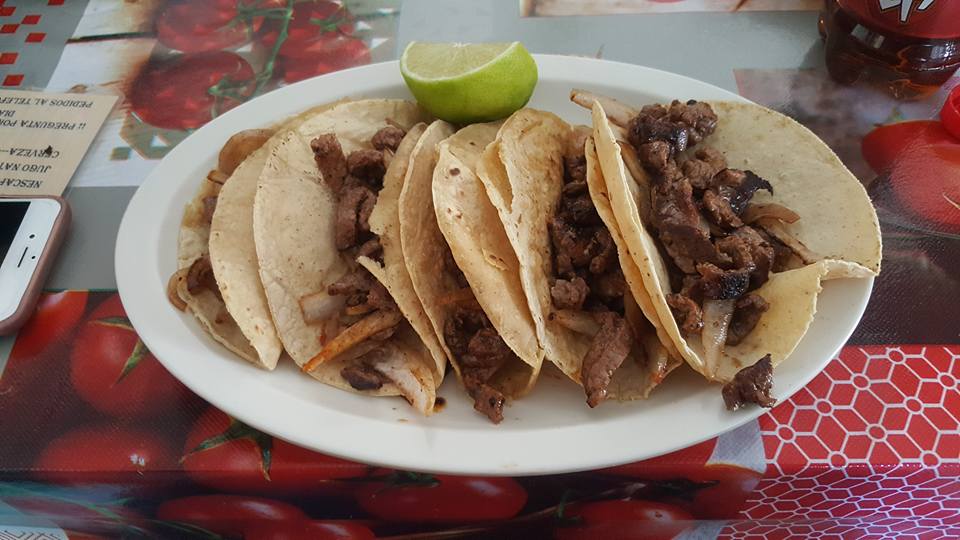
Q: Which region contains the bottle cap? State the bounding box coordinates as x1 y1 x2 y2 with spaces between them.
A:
940 85 960 141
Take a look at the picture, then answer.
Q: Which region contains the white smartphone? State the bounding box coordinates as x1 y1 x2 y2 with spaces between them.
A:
0 196 70 335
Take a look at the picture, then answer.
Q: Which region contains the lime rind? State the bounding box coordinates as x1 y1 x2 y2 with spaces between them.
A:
400 41 538 124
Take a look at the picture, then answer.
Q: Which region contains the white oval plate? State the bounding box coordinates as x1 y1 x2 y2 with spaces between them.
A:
116 55 872 476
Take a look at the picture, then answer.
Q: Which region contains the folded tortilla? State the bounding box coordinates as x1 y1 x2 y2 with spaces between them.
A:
183 105 336 368
252 100 440 411
591 100 881 382
406 121 543 400
474 108 675 400
176 176 259 363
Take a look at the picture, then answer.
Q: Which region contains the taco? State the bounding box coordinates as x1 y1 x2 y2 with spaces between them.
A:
577 91 881 397
253 99 443 414
475 109 678 407
402 121 543 423
172 108 334 369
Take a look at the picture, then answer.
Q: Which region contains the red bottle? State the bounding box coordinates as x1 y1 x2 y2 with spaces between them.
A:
820 0 960 99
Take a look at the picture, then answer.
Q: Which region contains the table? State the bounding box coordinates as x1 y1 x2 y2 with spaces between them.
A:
0 1 957 538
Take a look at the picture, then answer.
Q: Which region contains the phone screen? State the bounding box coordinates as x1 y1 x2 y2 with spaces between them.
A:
1 201 29 263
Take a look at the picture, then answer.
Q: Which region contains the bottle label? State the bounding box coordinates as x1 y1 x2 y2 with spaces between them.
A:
838 0 960 39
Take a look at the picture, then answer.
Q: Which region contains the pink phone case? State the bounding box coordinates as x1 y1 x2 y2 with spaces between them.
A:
0 195 71 336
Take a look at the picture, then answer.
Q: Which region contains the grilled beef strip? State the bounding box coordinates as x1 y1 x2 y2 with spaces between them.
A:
626 100 790 348
310 125 409 387
722 354 777 410
581 312 634 407
311 133 348 192
726 294 770 346
341 364 390 391
371 125 406 152
443 304 513 424
546 152 635 406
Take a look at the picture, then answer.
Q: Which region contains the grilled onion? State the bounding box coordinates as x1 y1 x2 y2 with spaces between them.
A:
299 292 345 325
701 299 735 379
569 88 639 129
743 203 800 224
756 217 819 265
303 309 403 372
167 269 188 311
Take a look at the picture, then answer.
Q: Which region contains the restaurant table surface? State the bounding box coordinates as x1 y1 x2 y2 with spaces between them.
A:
0 1 957 539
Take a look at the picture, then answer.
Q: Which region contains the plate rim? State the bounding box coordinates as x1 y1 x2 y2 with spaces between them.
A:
115 55 874 476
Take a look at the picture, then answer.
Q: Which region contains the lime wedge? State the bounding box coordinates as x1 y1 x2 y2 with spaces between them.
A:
401 42 538 124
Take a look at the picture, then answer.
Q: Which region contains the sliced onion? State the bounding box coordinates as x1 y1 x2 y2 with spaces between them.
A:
373 352 435 415
167 269 188 311
303 309 403 372
743 203 800 224
218 128 274 176
551 310 601 336
299 292 345 325
701 299 735 379
569 89 639 129
756 218 820 265
344 303 375 317
185 255 215 295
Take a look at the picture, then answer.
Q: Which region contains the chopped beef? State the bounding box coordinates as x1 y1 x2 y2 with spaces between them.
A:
564 154 588 184
562 180 588 197
443 307 486 358
371 125 406 152
625 99 795 347
328 269 373 297
465 329 515 373
628 105 689 152
347 149 386 185
695 263 751 300
637 141 676 175
717 227 774 289
667 293 703 335
651 178 719 273
590 269 627 302
185 255 219 296
715 233 753 271
549 216 598 274
357 188 377 233
201 196 218 223
710 169 774 215
311 134 348 192
758 229 795 272
581 311 633 407
627 100 718 154
588 229 616 274
726 294 769 346
365 280 396 312
702 188 744 229
328 268 397 313
563 195 603 226
341 364 388 391
356 237 383 260
463 373 506 424
551 277 590 310
669 99 719 147
443 306 516 423
722 354 777 410
682 148 727 191
335 182 377 250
